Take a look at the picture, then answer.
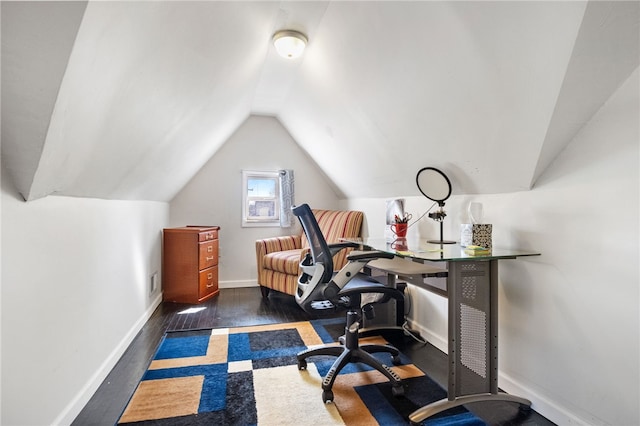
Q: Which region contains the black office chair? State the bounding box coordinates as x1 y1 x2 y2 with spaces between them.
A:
292 203 405 403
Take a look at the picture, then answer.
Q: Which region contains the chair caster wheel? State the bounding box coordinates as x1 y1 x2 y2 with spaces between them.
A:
391 385 404 398
322 390 334 403
392 355 402 365
298 359 307 370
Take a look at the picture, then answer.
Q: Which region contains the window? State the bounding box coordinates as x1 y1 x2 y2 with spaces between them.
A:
242 170 280 227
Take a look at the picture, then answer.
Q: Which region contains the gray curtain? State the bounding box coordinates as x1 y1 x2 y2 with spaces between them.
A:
279 169 295 227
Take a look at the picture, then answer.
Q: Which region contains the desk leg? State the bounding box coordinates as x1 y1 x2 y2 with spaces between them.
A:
409 259 531 424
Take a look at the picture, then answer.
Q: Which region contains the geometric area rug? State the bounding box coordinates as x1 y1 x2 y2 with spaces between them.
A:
118 318 486 425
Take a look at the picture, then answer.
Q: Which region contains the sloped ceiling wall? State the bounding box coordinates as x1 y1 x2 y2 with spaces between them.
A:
2 1 638 202
1 1 88 200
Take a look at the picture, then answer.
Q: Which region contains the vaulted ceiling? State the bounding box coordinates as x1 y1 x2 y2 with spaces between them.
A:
2 1 638 202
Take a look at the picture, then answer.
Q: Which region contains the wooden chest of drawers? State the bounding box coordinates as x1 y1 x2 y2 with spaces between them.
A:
162 226 220 304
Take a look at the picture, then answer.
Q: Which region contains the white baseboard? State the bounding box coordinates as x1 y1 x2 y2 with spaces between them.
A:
220 279 258 289
498 371 598 425
53 293 163 426
406 319 448 353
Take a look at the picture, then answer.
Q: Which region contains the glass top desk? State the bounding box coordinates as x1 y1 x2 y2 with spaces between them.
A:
344 237 541 423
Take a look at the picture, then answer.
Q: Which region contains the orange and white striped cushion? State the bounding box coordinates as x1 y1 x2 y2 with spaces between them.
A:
263 249 305 275
256 235 301 254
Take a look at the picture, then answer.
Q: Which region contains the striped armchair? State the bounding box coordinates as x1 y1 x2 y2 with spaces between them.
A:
255 209 364 298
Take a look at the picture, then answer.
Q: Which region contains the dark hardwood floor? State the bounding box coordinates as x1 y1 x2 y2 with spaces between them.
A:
72 287 555 425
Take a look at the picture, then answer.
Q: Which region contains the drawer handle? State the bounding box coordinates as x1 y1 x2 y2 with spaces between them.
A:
206 282 214 288
206 256 214 261
207 246 213 252
207 273 213 279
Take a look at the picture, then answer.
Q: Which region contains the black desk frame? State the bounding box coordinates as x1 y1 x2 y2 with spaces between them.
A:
348 240 538 423
409 258 530 423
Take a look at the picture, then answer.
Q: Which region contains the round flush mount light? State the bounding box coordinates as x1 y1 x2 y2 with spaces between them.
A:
272 30 308 59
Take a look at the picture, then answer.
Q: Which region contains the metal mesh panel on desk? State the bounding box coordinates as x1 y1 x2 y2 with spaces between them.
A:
460 304 486 378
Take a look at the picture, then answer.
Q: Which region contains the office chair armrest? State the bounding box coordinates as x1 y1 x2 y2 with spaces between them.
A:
326 241 360 257
346 250 394 262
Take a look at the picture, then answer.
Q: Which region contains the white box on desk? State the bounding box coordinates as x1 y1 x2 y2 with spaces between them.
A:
460 224 492 249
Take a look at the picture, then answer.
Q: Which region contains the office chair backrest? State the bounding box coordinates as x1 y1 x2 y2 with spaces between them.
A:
292 204 334 283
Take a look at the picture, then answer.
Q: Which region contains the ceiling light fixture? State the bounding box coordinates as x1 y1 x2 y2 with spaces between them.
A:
272 30 308 59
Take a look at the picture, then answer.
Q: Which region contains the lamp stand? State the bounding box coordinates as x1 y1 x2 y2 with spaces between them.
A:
427 206 456 245
427 220 456 245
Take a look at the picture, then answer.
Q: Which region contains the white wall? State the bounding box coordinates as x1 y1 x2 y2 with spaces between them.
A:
343 69 639 425
170 115 341 287
1 170 169 425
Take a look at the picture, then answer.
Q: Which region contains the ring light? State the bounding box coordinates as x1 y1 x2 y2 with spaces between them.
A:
416 167 456 245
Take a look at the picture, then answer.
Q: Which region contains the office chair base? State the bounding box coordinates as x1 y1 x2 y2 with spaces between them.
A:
316 345 405 402
297 344 404 403
297 315 404 403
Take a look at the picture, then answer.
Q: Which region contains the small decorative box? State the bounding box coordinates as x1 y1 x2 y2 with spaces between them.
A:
460 224 492 249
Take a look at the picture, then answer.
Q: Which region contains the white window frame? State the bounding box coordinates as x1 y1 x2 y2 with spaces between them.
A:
241 170 281 227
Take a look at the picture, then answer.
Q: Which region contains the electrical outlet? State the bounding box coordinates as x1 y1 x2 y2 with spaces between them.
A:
150 272 158 294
